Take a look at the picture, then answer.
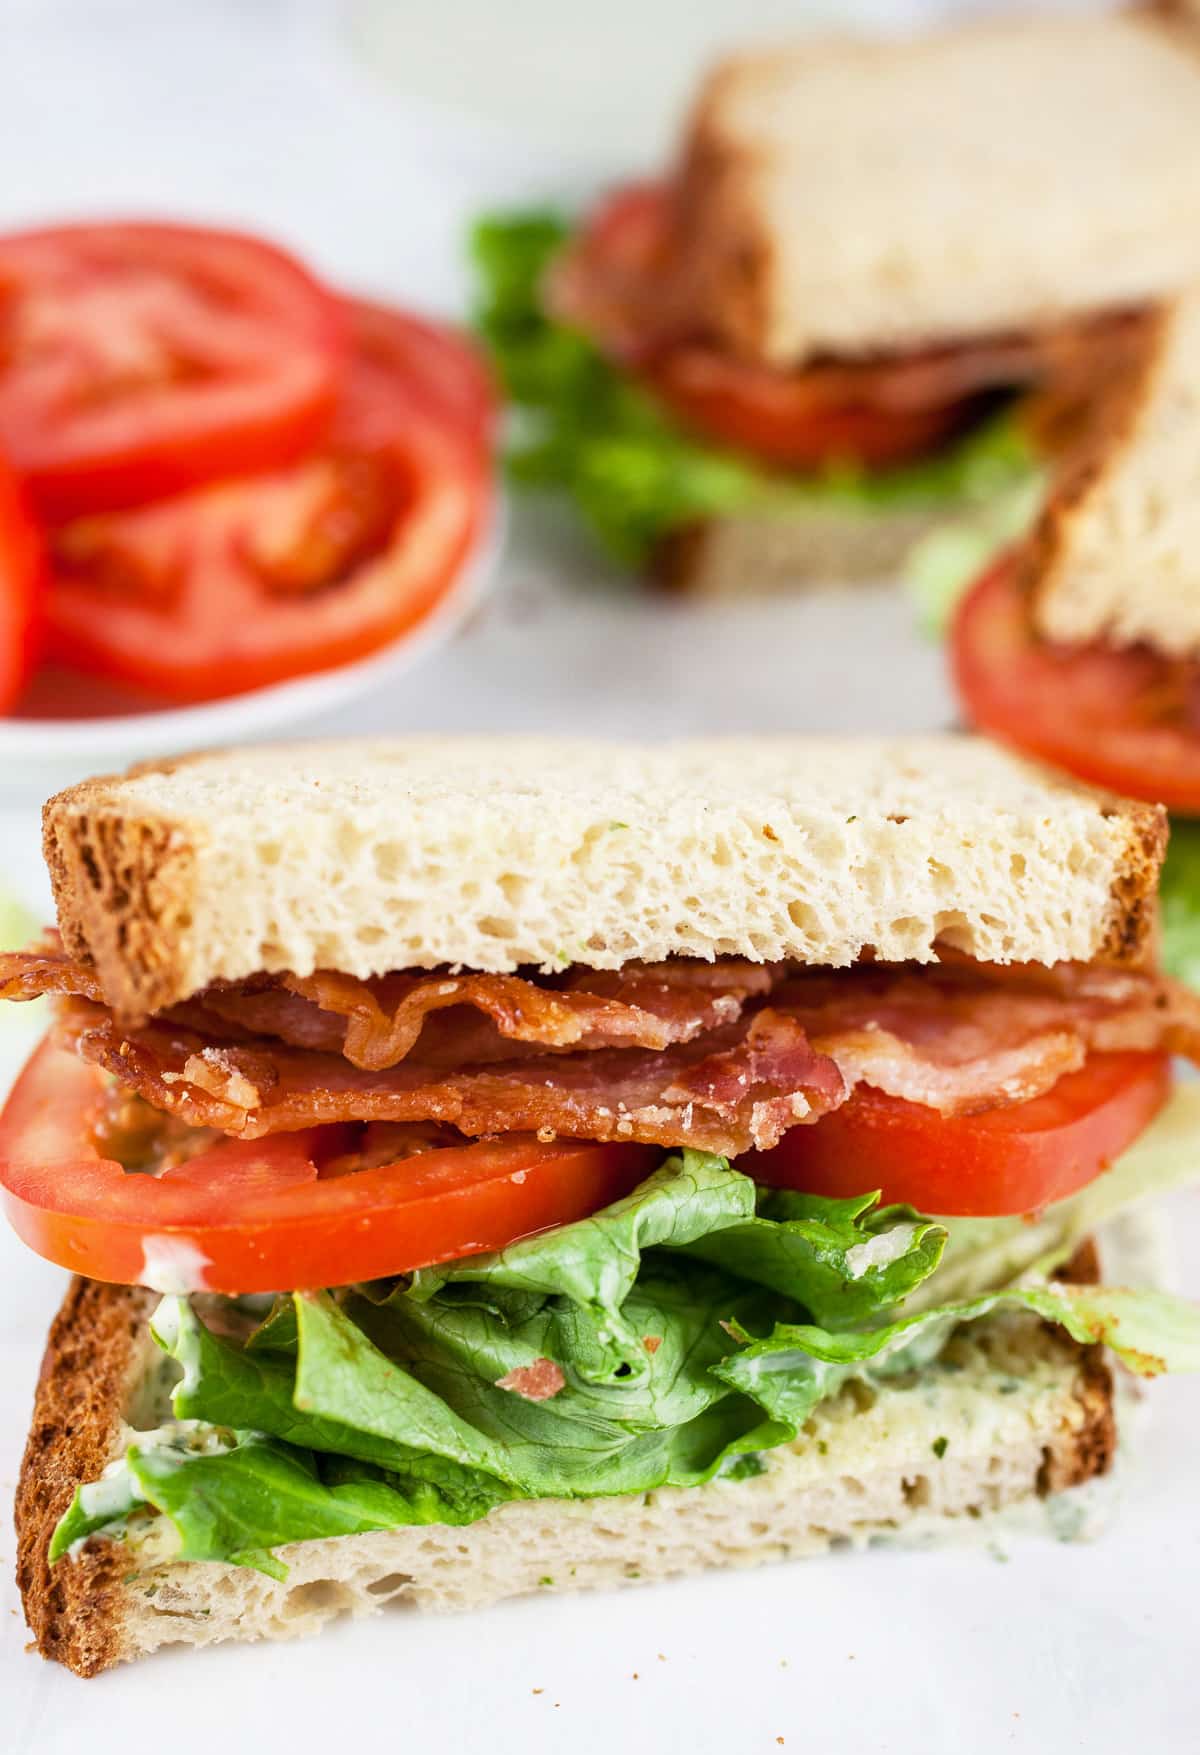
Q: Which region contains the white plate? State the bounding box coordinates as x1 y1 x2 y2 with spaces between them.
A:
0 504 502 795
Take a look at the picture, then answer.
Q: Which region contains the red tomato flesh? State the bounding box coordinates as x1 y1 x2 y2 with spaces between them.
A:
743 1051 1170 1217
644 348 971 471
0 1041 658 1293
0 450 43 710
42 299 492 702
952 555 1200 812
0 221 347 518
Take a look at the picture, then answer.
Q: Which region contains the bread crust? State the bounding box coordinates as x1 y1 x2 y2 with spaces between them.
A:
652 501 948 594
17 1255 1115 1677
15 1279 157 1678
1023 307 1170 635
44 762 201 1021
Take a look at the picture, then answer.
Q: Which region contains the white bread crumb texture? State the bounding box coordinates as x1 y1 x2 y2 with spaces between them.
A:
689 16 1200 363
70 736 1152 991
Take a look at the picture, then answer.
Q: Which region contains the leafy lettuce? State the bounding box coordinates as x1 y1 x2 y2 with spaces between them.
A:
1161 820 1200 992
470 211 1040 568
52 1144 1200 1573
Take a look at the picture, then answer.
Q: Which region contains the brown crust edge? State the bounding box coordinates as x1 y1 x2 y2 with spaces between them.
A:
1040 1237 1117 1491
43 755 206 1023
17 1255 1116 1677
15 1278 158 1678
1022 303 1172 645
1098 798 1169 968
669 56 775 362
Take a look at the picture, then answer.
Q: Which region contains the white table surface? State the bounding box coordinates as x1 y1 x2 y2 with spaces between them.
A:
0 2 1196 1749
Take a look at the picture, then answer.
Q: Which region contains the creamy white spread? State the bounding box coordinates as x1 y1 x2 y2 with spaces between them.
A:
845 1223 920 1279
138 1236 211 1294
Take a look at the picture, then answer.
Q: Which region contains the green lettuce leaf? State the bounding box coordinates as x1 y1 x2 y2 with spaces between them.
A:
715 1280 1200 1429
675 1187 946 1328
470 210 1040 567
50 1143 1200 1574
1161 819 1200 992
50 1428 512 1575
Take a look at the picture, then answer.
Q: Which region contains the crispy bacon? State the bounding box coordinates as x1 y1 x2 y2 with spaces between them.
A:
773 963 1200 1115
12 940 1200 1154
53 1000 845 1157
0 944 105 1006
0 943 774 1068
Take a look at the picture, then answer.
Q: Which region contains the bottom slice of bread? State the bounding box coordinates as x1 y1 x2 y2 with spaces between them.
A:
653 504 948 595
16 1275 1114 1676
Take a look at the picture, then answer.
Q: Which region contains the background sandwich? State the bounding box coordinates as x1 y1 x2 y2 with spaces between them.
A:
473 9 1200 593
950 289 1200 988
4 736 1200 1675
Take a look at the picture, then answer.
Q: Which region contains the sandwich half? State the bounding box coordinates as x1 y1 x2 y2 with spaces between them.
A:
949 290 1200 984
473 9 1200 593
5 735 1200 1677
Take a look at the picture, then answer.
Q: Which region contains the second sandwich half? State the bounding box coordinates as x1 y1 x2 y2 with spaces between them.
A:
5 735 1200 1670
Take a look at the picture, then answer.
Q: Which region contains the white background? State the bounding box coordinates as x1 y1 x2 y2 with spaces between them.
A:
0 2 1197 1748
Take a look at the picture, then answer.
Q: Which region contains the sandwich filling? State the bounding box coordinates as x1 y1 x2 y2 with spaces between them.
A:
471 195 1145 577
4 941 1200 1579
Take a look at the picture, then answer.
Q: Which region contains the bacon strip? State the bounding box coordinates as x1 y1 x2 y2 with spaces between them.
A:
773 963 1200 1115
0 945 774 1069
13 942 1200 1150
53 1000 846 1157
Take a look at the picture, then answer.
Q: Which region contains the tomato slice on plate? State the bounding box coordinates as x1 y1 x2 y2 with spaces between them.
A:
742 1051 1170 1217
953 555 1200 811
0 220 345 518
0 450 43 711
0 1040 659 1293
42 299 493 702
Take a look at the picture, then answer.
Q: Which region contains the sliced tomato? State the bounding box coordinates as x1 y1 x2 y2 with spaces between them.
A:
0 1039 658 1293
352 300 494 453
42 299 492 702
643 349 972 470
743 1051 1170 1217
0 221 345 518
0 450 43 710
953 555 1200 811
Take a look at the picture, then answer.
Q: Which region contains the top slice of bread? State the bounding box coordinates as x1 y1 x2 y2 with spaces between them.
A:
1029 293 1200 658
42 735 1165 1018
672 13 1200 366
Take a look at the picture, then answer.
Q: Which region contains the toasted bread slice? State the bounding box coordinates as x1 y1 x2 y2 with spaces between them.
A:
672 14 1200 366
17 1273 1114 1676
42 737 1165 1017
653 501 948 594
1027 293 1200 659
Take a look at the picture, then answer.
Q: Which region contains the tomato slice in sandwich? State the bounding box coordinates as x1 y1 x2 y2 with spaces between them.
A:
744 1051 1170 1217
0 220 345 517
952 555 1200 812
42 299 492 702
0 1041 658 1294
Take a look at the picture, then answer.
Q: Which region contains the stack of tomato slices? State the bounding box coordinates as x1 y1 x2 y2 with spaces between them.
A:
0 220 493 711
0 1033 1169 1296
